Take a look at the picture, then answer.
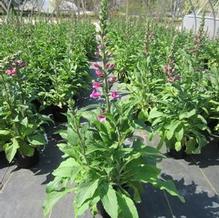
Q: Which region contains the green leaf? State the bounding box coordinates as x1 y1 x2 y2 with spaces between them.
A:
19 144 35 157
130 165 160 183
53 158 80 178
3 138 19 162
140 146 165 158
175 127 184 141
152 117 163 126
175 141 182 152
102 185 118 218
166 121 181 140
76 198 90 217
130 183 142 203
179 109 196 120
21 117 29 127
76 179 99 208
28 133 46 146
148 108 164 121
67 127 79 145
154 180 185 203
197 114 207 124
0 130 10 136
80 110 97 123
43 188 72 216
117 192 139 218
86 144 107 155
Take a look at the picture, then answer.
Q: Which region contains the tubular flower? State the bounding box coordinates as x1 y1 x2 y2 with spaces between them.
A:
90 90 101 99
94 63 101 69
163 64 174 76
106 63 115 70
92 81 102 89
95 70 104 77
15 60 26 68
97 114 106 123
5 68 16 76
111 91 120 100
108 75 117 83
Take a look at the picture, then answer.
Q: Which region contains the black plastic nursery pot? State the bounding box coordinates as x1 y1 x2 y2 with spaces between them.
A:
208 119 218 133
167 147 187 160
0 151 9 169
52 105 68 123
0 146 4 154
15 149 40 169
41 105 67 123
31 99 42 112
97 202 111 218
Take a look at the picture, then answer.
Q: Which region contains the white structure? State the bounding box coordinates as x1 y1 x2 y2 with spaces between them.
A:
182 0 219 39
21 0 78 13
183 14 219 39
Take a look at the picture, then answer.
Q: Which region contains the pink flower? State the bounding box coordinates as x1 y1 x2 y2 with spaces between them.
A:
90 90 101 99
108 75 117 83
94 63 101 69
92 81 102 89
167 75 181 83
97 114 106 123
96 70 104 77
16 60 26 68
163 64 175 75
5 68 16 76
111 91 120 100
106 63 115 69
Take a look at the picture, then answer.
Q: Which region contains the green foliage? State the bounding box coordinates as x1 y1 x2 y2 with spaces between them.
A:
0 53 48 162
107 18 219 154
44 102 184 217
0 20 96 108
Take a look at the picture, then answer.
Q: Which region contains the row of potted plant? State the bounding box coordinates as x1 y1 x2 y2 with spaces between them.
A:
0 53 48 167
0 20 97 166
106 17 219 156
0 20 96 112
44 1 185 217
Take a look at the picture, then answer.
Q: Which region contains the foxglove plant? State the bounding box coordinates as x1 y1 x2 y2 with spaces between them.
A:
44 1 184 217
163 36 181 83
0 53 48 164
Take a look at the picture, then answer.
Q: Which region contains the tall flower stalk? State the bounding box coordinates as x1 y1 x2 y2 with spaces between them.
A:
90 0 119 119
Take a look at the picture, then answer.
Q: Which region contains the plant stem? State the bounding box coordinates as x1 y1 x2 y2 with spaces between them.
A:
72 116 89 165
102 46 110 113
0 73 13 113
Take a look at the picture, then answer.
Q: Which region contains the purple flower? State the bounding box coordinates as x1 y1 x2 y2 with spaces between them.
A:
92 81 102 89
90 90 101 99
95 70 104 78
111 91 120 100
108 75 117 84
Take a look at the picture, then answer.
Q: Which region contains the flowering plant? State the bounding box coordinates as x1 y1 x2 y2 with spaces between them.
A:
107 19 219 155
0 21 96 109
0 53 48 163
44 1 184 217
